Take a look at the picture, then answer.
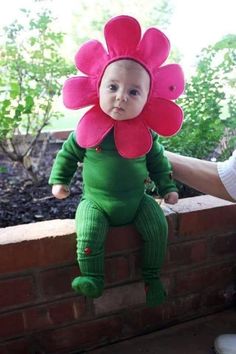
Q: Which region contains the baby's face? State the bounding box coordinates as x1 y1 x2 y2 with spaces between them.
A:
99 59 150 121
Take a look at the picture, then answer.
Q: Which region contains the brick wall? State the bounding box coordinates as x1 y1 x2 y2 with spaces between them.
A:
0 195 236 354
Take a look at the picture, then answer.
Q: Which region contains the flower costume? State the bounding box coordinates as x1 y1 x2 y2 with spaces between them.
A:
63 15 184 158
49 16 185 307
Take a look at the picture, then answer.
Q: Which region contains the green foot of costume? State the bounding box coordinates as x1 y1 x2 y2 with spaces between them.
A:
72 276 104 298
135 194 168 307
73 199 109 299
145 279 167 307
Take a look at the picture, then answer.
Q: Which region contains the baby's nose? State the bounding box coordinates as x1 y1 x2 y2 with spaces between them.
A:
116 94 128 102
116 91 128 102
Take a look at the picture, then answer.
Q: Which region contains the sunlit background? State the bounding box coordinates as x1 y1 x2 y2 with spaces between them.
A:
1 0 235 72
1 0 236 132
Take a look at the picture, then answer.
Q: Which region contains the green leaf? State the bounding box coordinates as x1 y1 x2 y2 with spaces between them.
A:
10 82 21 99
24 95 34 113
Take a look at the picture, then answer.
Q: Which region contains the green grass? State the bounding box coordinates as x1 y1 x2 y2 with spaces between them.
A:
43 108 88 132
46 114 78 131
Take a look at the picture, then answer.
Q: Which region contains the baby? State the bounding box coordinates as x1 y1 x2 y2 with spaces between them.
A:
49 15 184 307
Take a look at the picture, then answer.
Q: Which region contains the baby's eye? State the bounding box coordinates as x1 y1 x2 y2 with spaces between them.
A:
129 89 140 96
108 84 118 91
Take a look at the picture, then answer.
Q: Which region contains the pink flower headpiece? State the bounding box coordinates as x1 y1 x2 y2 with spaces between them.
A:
63 15 185 158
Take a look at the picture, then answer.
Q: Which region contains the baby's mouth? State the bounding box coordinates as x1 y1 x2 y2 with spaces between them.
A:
113 106 125 112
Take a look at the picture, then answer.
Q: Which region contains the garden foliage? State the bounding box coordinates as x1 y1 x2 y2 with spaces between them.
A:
160 34 236 160
0 3 236 183
0 7 74 181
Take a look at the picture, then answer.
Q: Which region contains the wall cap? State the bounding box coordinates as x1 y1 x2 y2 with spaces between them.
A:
0 195 234 246
0 219 75 245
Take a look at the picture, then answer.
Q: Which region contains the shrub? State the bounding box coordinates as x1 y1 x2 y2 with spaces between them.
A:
160 35 236 160
0 7 74 182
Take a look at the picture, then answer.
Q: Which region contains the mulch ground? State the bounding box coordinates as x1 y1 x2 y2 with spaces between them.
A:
0 138 200 228
0 139 83 228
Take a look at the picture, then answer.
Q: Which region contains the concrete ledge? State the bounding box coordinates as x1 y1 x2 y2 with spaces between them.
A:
0 195 233 244
0 219 75 245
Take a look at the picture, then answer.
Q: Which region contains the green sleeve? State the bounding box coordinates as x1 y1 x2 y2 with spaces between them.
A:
146 132 178 197
48 132 85 186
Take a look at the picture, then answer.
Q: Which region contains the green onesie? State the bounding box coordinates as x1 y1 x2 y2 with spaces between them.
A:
49 129 177 307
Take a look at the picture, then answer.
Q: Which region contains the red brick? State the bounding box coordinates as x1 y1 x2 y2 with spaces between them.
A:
49 297 87 324
177 202 236 239
0 242 39 274
105 225 141 254
204 263 235 288
39 316 123 352
137 293 202 332
175 268 204 296
23 298 87 332
203 288 227 308
173 293 202 318
175 262 235 296
120 308 144 336
0 220 76 274
0 276 36 309
105 216 174 255
129 252 142 280
0 236 76 274
94 282 145 315
23 305 52 331
211 234 236 257
51 130 72 140
166 212 178 241
38 236 76 267
0 344 8 354
119 303 173 337
105 255 130 284
162 275 174 297
190 240 208 262
39 265 78 298
0 311 24 338
167 240 207 266
137 303 171 331
4 336 47 354
49 301 73 325
0 337 31 354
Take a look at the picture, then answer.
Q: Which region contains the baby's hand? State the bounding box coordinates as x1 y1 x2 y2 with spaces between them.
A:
164 191 178 205
52 184 70 199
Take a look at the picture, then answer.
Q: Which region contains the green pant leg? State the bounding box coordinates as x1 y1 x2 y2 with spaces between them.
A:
72 199 109 298
134 194 168 307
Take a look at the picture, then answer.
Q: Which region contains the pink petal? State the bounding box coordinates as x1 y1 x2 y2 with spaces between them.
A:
76 105 114 147
152 64 185 100
136 28 170 70
63 76 98 109
75 40 108 76
144 98 183 137
104 15 141 57
114 117 152 158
